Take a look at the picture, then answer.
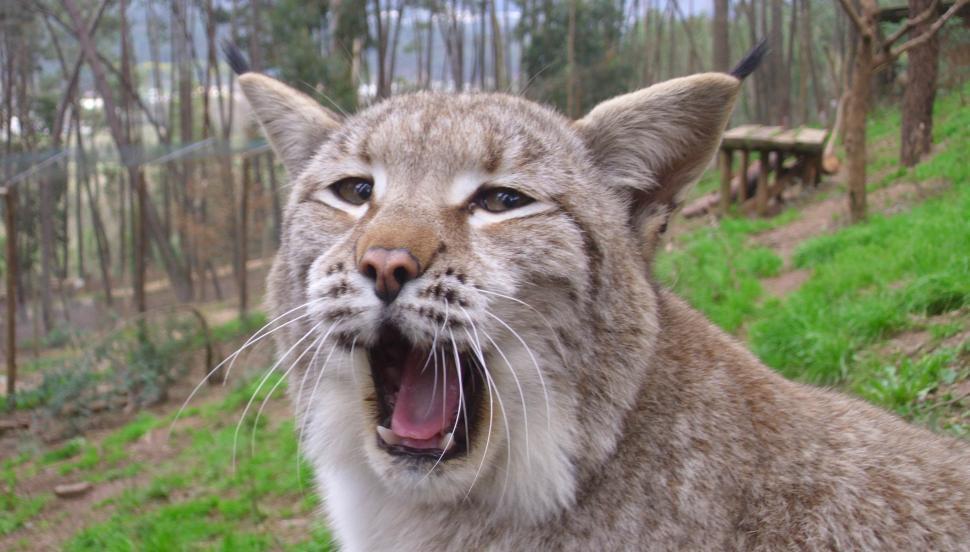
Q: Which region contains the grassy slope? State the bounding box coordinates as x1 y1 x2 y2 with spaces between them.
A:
657 85 969 434
67 381 330 551
4 372 331 550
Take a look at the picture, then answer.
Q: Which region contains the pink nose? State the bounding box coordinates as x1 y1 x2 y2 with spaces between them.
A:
358 247 421 303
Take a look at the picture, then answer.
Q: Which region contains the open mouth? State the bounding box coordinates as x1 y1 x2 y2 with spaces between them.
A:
368 326 482 462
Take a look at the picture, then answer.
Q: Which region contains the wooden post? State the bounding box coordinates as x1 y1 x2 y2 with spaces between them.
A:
773 151 785 202
238 155 250 318
803 154 818 189
756 150 770 216
3 187 17 409
133 167 147 314
738 150 750 203
719 149 733 216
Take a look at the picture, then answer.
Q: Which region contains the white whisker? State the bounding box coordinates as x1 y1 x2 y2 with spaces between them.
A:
294 335 328 494
484 310 552 433
476 288 569 365
169 298 323 436
456 325 493 502
232 319 324 472
297 340 342 488
462 325 513 504
252 319 343 458
479 328 530 466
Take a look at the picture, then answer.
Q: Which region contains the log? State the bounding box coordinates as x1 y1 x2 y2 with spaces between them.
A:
54 481 93 499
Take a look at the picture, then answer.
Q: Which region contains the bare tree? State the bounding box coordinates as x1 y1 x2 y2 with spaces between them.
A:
712 0 730 72
900 0 942 166
836 0 966 222
490 0 507 90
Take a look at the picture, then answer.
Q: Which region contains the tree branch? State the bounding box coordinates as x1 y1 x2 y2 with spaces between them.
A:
45 4 169 142
836 0 871 36
36 0 112 145
882 0 940 49
889 0 966 59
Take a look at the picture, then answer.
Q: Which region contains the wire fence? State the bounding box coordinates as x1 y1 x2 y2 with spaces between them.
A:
1 138 286 406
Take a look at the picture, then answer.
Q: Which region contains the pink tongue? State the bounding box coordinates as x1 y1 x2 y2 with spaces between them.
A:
390 348 460 442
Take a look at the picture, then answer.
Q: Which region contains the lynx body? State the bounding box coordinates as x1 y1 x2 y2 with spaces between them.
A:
233 52 970 551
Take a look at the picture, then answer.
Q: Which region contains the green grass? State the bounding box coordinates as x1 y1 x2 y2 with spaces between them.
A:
4 314 332 550
57 372 330 551
656 211 795 333
750 117 970 384
854 345 968 420
657 84 970 426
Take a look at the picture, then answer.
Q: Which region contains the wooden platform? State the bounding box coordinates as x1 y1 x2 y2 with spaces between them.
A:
721 125 827 155
717 124 829 217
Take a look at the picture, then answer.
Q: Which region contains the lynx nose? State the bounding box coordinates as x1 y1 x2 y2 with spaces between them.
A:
359 247 421 304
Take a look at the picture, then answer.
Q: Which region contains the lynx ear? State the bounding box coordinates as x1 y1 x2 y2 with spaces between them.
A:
236 72 342 176
574 73 740 254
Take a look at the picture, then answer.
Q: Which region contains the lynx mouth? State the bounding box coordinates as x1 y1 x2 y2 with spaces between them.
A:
368 325 482 462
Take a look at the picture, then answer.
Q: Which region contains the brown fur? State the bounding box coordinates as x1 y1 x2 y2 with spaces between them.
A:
238 69 970 551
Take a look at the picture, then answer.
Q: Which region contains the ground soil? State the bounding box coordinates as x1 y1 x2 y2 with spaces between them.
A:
0 337 278 550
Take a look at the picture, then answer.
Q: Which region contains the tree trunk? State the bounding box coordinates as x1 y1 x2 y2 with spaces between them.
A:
900 0 940 166
374 0 389 98
845 36 873 223
769 0 786 124
712 0 730 72
38 171 57 333
388 0 406 91
62 0 193 304
566 0 577 117
490 0 506 90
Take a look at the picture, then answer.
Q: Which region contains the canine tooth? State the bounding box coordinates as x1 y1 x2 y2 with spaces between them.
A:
439 432 455 452
377 425 401 446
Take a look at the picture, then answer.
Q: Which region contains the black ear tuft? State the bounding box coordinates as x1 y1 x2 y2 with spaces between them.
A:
222 40 250 75
730 38 768 80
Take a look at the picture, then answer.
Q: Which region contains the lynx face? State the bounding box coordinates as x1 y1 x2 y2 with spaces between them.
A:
239 72 741 521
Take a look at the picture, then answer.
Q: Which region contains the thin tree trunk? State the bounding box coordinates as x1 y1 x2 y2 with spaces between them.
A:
845 34 873 223
900 0 940 166
62 0 193 304
425 13 434 89
388 0 406 91
490 0 506 90
76 117 114 306
566 0 577 117
374 0 389 98
712 0 730 72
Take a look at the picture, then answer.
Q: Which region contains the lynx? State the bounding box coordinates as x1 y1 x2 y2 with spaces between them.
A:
227 43 970 550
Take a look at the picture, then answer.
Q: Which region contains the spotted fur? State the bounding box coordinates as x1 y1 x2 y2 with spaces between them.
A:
236 69 970 551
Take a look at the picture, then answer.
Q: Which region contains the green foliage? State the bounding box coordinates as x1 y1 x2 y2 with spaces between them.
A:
1 463 50 536
854 347 967 420
207 312 269 345
656 214 792 333
518 0 635 113
16 312 235 436
41 437 86 464
266 0 361 112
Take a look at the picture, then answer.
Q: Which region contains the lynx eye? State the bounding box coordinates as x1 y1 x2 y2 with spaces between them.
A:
331 177 373 206
473 187 535 213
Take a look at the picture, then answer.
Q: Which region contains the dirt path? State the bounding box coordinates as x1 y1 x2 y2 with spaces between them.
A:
753 178 951 268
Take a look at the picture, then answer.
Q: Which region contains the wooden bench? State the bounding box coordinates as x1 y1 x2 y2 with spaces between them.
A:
718 125 828 216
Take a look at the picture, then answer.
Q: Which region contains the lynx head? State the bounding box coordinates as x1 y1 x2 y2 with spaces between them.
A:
238 69 741 522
